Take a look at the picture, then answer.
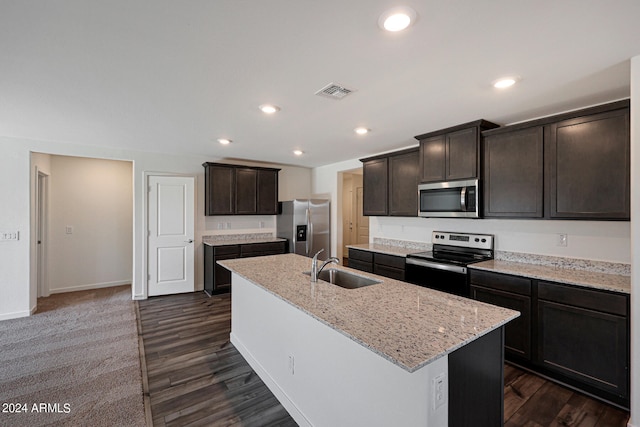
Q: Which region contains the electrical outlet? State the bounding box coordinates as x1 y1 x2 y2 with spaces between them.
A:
217 222 224 230
432 372 446 410
65 226 74 235
557 233 568 247
226 222 231 229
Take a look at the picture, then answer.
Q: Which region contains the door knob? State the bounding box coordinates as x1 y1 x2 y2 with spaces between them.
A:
186 239 194 243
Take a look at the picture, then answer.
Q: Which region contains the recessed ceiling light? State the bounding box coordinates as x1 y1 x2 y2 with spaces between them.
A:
354 127 370 135
217 138 232 145
378 7 417 32
493 76 520 89
293 150 304 156
259 104 280 114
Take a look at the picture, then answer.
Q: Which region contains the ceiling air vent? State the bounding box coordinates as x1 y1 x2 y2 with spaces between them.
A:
314 82 355 100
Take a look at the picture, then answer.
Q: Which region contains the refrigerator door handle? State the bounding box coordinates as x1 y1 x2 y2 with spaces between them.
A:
308 208 313 256
305 208 310 255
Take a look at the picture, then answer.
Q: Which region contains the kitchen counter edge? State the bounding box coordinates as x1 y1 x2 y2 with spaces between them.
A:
470 259 630 294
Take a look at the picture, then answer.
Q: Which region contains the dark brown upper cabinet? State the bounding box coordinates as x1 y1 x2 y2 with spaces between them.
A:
361 148 419 217
483 126 544 218
415 120 499 183
481 99 630 221
203 162 280 216
547 106 630 220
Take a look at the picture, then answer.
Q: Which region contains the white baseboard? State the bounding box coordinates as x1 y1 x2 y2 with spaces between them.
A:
0 310 32 321
230 333 312 427
49 280 131 294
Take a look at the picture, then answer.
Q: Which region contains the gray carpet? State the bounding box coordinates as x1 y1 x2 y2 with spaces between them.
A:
0 285 146 426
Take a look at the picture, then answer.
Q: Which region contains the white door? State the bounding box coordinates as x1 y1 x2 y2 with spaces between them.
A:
356 186 369 244
148 175 195 296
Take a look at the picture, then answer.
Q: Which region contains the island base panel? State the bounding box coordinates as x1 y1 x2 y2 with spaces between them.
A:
230 273 448 426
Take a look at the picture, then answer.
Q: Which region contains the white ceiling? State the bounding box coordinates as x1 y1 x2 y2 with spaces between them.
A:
1 1 639 168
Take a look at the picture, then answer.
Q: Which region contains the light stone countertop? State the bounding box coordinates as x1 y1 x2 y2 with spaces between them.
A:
346 243 426 257
203 235 287 247
470 259 630 294
218 253 519 373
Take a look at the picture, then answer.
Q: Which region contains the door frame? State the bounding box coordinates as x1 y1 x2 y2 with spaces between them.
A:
35 167 50 298
142 171 197 299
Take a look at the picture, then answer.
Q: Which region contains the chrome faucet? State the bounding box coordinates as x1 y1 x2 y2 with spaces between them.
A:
311 249 340 282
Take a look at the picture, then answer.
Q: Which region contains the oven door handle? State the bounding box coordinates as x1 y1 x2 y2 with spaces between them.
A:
406 258 467 274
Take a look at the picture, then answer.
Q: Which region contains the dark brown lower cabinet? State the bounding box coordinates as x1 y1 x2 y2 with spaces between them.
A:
204 241 286 295
470 270 532 362
470 269 630 409
373 253 405 281
536 281 629 407
348 248 405 280
347 248 374 273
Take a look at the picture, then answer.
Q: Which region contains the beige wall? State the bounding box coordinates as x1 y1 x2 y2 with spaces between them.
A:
45 155 133 293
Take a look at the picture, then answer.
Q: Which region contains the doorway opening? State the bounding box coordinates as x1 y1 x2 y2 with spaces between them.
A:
30 153 134 312
339 168 368 266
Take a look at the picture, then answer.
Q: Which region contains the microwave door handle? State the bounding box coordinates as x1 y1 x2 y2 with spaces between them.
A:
460 187 467 211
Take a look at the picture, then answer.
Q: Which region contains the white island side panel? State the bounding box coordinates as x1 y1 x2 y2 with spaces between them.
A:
230 273 448 427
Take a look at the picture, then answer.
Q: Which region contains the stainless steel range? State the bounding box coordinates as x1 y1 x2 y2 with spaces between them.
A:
405 231 494 296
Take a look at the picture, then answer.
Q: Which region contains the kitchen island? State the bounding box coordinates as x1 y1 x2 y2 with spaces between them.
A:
219 253 518 426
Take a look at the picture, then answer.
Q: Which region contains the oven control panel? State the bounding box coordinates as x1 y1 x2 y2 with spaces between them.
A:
431 231 493 250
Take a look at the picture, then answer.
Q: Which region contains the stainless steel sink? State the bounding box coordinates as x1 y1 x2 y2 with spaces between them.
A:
304 268 381 289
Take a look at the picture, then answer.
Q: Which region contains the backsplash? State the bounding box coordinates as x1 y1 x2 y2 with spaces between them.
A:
373 237 431 251
495 251 631 276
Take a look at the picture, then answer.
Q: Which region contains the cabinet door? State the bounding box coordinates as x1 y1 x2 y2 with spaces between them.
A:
483 127 544 218
547 108 630 219
471 285 531 361
257 169 279 214
362 158 388 216
446 127 478 181
419 135 446 183
235 168 258 214
212 245 240 294
205 164 235 215
388 150 419 216
537 300 628 400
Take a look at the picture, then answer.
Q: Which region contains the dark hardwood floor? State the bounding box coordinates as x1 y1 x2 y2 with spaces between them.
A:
137 292 296 426
137 291 629 427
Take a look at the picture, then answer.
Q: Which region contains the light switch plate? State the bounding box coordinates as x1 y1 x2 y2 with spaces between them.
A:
0 231 19 241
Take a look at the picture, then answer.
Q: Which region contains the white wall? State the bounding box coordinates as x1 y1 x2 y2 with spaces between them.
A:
0 135 312 321
369 217 630 263
46 155 133 293
629 54 639 427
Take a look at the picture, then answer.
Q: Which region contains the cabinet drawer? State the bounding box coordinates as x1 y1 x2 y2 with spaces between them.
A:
241 241 286 256
374 264 404 281
538 281 628 317
213 245 240 257
469 270 531 296
349 259 374 273
349 249 373 263
374 253 405 269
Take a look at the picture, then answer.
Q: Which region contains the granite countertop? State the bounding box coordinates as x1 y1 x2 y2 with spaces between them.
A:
346 243 426 257
219 253 519 373
470 259 631 294
203 234 287 247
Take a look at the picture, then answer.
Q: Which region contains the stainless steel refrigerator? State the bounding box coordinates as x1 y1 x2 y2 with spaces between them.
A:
277 199 331 261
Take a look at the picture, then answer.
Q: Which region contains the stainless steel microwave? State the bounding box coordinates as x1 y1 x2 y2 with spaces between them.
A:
418 179 480 218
